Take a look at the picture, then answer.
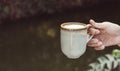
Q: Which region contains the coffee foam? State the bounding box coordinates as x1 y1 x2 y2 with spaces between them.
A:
62 24 85 29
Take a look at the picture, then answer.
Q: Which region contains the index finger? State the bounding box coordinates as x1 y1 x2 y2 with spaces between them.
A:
89 19 105 29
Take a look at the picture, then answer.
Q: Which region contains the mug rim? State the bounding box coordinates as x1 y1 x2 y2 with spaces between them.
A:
60 22 87 31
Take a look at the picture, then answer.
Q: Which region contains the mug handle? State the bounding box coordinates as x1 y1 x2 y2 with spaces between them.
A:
87 34 93 42
86 24 94 42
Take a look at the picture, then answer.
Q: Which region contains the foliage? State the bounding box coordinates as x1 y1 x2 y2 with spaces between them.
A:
88 49 120 71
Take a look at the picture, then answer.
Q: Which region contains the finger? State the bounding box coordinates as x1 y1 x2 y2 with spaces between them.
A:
88 41 103 47
94 45 105 50
88 28 100 35
89 19 105 29
89 19 96 24
88 38 99 44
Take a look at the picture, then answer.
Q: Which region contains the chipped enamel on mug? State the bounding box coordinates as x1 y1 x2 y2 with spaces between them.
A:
60 22 93 59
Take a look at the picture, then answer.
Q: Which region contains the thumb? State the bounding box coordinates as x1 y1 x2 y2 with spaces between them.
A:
89 19 105 29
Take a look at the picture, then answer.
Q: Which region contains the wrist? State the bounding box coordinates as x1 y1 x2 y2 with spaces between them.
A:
117 43 120 47
117 36 120 47
116 35 120 47
117 25 120 47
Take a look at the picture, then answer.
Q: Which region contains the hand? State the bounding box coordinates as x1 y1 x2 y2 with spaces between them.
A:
87 19 120 50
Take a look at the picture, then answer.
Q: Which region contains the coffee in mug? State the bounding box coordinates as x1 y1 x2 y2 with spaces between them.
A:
60 22 93 59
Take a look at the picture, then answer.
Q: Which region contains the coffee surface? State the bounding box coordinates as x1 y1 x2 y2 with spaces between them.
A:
62 24 85 29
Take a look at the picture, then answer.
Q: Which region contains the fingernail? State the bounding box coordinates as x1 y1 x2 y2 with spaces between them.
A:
95 45 105 50
90 19 94 22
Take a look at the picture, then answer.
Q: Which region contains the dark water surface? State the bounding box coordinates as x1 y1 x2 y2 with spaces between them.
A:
0 2 120 71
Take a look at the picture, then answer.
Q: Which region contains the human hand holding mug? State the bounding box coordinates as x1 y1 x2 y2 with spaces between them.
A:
88 19 120 50
60 22 93 59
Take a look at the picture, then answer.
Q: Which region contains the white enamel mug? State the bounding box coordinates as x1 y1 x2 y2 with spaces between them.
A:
60 22 93 59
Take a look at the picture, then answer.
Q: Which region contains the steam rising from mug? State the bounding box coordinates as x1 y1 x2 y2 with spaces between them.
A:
60 22 93 59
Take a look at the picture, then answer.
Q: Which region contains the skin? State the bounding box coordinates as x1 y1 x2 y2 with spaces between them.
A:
87 19 120 50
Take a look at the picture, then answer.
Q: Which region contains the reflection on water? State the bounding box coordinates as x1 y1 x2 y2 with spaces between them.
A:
0 2 120 71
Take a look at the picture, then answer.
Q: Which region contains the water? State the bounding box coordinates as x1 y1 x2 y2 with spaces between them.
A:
0 2 120 71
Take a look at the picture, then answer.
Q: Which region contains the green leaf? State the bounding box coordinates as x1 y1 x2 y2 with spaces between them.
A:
88 49 120 71
113 60 119 68
112 49 120 58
